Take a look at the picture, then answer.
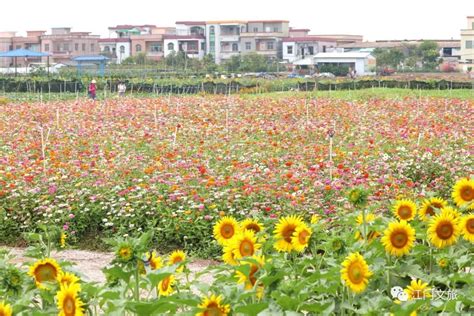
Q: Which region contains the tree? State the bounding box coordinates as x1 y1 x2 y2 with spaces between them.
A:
239 53 268 72
201 54 218 73
417 41 439 70
222 55 241 73
373 48 405 69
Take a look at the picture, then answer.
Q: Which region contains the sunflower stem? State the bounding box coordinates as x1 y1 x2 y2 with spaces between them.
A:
386 253 391 287
134 263 140 301
362 208 368 247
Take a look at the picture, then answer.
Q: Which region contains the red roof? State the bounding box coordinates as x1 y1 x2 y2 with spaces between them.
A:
175 21 206 25
248 20 289 23
283 36 338 42
290 28 311 32
163 34 205 40
98 38 130 43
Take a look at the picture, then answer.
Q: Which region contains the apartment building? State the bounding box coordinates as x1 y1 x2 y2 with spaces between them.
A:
165 22 206 59
283 36 338 63
0 31 44 67
40 27 100 64
205 21 247 64
460 16 474 72
130 27 175 62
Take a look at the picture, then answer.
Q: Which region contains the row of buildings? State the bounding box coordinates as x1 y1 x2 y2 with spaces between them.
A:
0 17 473 72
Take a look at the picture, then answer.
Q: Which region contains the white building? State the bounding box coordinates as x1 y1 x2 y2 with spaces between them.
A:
283 36 337 63
99 38 131 64
163 35 206 59
206 21 247 64
294 52 376 75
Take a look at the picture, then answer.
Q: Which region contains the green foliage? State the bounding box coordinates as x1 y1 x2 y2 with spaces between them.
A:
373 48 405 68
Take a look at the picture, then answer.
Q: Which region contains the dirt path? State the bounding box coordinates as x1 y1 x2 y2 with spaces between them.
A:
2 247 216 284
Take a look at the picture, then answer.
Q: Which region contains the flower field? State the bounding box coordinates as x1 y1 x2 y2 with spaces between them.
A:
0 93 473 314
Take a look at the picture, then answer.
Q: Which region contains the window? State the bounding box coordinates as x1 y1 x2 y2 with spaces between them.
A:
150 43 162 52
308 46 314 55
82 43 86 51
167 43 174 51
253 27 259 32
188 42 197 51
232 43 238 52
136 44 142 52
323 45 327 53
104 46 110 52
75 43 79 51
44 44 50 51
466 40 473 49
201 42 205 51
287 45 293 54
16 45 21 49
120 46 125 54
266 41 274 50
472 22 474 30
245 42 251 50
274 27 279 32
64 43 70 51
91 43 95 51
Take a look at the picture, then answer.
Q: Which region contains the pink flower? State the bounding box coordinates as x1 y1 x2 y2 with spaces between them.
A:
68 214 75 219
48 185 57 194
63 224 69 231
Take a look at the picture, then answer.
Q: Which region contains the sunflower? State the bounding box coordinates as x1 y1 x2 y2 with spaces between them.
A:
158 274 175 296
273 215 304 252
57 272 80 288
291 223 312 252
0 301 12 316
232 230 261 260
28 258 62 288
392 200 417 221
222 244 238 266
60 232 67 248
236 255 266 290
340 252 372 293
56 283 85 316
240 218 263 234
1 266 23 294
356 213 377 225
354 213 380 243
438 258 448 268
196 294 230 316
428 210 460 248
404 279 431 300
116 243 134 263
168 250 186 272
149 252 163 270
418 197 447 221
459 213 474 242
381 221 416 256
213 216 240 245
441 206 462 219
452 178 474 210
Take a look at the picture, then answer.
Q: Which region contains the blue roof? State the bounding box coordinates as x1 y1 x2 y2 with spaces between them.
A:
0 48 50 57
72 55 110 62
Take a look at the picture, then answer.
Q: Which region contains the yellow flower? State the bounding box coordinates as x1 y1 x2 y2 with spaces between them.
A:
60 232 67 248
0 301 12 316
57 272 80 288
168 250 186 272
459 213 474 242
340 252 372 293
310 214 321 224
441 206 462 219
381 220 416 256
56 283 85 316
222 244 238 266
354 213 380 243
356 213 377 225
392 200 417 221
240 218 263 234
428 209 460 248
232 230 261 260
273 215 304 252
236 255 266 291
117 244 134 262
158 275 175 296
213 216 240 245
149 252 163 270
405 279 431 300
438 258 448 268
291 223 312 252
28 258 62 288
418 197 447 221
452 178 474 210
196 294 230 316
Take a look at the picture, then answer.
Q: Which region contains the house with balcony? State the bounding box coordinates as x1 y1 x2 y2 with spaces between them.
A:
166 22 206 58
99 38 131 64
205 21 247 64
283 36 337 63
0 31 45 67
460 16 474 72
240 20 290 60
130 27 175 62
40 27 100 64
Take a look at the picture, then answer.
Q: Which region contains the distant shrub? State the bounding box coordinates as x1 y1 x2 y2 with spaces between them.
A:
0 97 9 105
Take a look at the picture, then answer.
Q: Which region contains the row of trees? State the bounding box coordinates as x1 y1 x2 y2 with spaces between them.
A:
373 40 441 71
121 51 282 74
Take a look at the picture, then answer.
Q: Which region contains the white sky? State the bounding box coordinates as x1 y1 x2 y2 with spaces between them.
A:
0 0 471 41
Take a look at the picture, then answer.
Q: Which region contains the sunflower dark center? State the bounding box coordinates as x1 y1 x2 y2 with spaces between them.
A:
282 225 297 243
63 296 76 316
36 263 57 282
460 186 474 201
239 239 254 257
436 221 454 239
245 223 261 233
466 218 474 234
203 303 221 316
348 262 364 284
161 277 170 291
398 206 412 219
391 230 408 248
221 224 234 239
298 230 310 244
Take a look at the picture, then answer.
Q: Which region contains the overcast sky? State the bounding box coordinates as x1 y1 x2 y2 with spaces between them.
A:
0 0 471 41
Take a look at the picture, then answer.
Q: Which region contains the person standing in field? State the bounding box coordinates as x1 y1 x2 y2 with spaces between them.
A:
118 81 126 97
88 79 97 100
